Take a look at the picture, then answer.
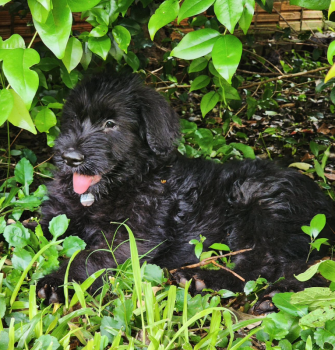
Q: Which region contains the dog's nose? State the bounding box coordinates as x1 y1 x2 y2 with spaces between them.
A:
62 149 84 167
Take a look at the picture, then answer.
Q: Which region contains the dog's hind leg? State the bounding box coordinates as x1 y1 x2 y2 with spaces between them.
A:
36 250 116 305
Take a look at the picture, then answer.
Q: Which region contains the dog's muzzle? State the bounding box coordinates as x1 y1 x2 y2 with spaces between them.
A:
62 148 84 167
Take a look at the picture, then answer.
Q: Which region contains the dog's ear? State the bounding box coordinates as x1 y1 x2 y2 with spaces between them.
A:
139 87 180 155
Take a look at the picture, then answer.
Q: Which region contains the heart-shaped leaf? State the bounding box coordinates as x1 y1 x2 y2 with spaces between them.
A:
0 48 40 109
178 0 215 24
34 107 57 133
7 90 36 134
0 34 25 49
212 35 242 84
33 0 72 59
88 36 111 60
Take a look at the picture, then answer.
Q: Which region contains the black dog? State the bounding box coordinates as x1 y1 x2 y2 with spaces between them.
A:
37 74 335 307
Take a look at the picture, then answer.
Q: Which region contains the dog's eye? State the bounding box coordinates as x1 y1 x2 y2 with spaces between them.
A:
104 120 116 129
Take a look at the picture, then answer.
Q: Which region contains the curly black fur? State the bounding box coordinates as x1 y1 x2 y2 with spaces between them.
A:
37 73 335 305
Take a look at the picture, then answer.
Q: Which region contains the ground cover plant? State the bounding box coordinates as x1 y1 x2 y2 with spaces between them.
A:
1 0 335 348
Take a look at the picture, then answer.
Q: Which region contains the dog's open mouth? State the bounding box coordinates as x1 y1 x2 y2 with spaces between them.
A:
73 173 102 194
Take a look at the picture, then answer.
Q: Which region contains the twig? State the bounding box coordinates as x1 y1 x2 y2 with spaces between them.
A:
156 85 191 91
33 154 54 169
211 260 245 282
169 248 252 273
243 49 283 74
237 69 280 76
238 66 328 90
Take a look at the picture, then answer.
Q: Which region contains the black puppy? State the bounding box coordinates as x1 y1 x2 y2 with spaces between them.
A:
37 74 335 306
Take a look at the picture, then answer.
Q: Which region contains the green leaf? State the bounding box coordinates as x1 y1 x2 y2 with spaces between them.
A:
112 25 131 53
148 0 179 40
89 24 108 37
200 91 220 117
31 335 60 350
67 0 101 12
194 128 214 151
190 75 211 91
214 0 244 33
310 214 326 238
15 157 34 187
311 238 329 251
230 143 255 159
32 0 72 59
301 225 312 236
28 0 50 23
48 214 70 239
0 0 11 5
288 162 310 171
143 264 164 285
178 0 215 23
88 35 111 60
61 236 86 257
319 260 335 282
80 42 92 70
330 0 335 18
189 57 208 73
0 48 40 109
328 41 335 65
62 37 83 73
0 34 25 49
3 222 30 248
295 262 321 281
300 306 335 328
0 89 14 125
272 292 308 317
239 0 255 34
12 248 34 271
124 51 140 71
209 243 230 251
290 0 330 10
37 57 59 71
60 66 79 89
194 242 203 258
34 107 57 133
314 160 325 181
171 29 221 60
212 35 242 84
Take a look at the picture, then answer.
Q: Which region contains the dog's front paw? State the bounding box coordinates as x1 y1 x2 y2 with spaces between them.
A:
172 269 207 294
37 276 65 305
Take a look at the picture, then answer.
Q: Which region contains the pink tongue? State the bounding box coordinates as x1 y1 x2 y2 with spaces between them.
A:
73 173 94 194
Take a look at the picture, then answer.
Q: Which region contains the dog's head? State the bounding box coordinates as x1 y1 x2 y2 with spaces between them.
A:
54 74 180 197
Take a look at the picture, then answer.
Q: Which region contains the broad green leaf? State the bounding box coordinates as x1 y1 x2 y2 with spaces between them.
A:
327 41 335 65
310 141 319 156
180 119 197 133
37 0 51 11
112 25 131 53
61 236 86 257
209 243 230 251
31 335 60 350
28 0 50 23
0 0 11 5
60 66 79 89
171 29 221 60
290 0 330 10
48 214 70 239
0 48 40 109
3 222 30 248
214 0 244 33
148 0 179 40
230 143 255 159
194 242 203 258
0 89 14 125
33 0 72 59
189 57 208 73
190 75 211 91
34 107 57 133
90 25 108 38
37 57 59 71
15 157 34 188
7 90 37 134
88 35 111 60
178 0 215 23
288 162 310 171
0 34 25 49
319 260 335 282
118 0 135 13
124 51 140 71
200 91 220 117
314 160 325 180
214 77 241 100
62 37 83 73
295 262 321 281
194 128 214 151
239 0 255 34
301 225 312 236
67 0 101 12
310 214 326 238
325 64 335 83
300 306 335 328
272 292 308 317
311 238 329 251
12 247 34 271
212 35 242 84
